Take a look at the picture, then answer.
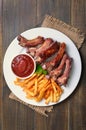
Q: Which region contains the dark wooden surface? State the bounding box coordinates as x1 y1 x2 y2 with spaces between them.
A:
1 0 86 130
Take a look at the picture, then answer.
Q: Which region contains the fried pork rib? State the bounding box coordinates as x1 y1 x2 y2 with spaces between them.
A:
35 38 53 57
42 43 66 71
26 47 37 57
50 53 68 80
57 57 72 86
17 35 44 47
35 42 60 63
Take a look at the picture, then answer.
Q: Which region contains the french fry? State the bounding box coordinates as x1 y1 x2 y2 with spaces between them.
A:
26 94 33 99
25 73 37 83
26 91 35 97
38 79 49 92
51 78 62 93
50 91 53 102
14 73 63 104
25 77 36 89
45 96 51 104
52 83 57 93
35 89 45 102
14 78 22 85
53 92 57 102
44 89 50 99
34 79 38 96
38 74 45 82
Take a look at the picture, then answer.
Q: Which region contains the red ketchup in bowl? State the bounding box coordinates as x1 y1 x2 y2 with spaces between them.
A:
11 54 36 78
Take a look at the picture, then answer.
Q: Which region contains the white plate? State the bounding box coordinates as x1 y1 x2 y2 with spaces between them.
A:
3 27 82 106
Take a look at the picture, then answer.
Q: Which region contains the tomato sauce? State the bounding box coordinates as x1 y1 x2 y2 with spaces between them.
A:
11 54 35 78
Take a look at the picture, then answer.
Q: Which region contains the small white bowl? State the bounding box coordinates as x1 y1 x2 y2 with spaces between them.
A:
11 53 36 79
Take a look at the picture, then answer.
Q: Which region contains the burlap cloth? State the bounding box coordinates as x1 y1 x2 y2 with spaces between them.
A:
9 14 85 117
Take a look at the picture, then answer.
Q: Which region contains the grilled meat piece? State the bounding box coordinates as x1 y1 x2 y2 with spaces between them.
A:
42 42 66 72
57 57 72 86
50 53 68 80
35 38 53 57
35 41 60 63
26 47 37 57
17 35 44 47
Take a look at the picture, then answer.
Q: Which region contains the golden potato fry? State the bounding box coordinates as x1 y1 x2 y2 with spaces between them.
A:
25 73 37 82
52 83 57 93
34 79 38 95
38 74 45 82
26 90 36 97
14 78 21 85
53 92 57 102
50 91 54 102
25 78 36 89
35 89 45 102
44 89 50 99
45 96 51 104
14 80 25 88
51 78 62 92
26 94 34 99
14 73 63 104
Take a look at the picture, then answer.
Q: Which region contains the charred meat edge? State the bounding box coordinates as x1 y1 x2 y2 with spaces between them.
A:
17 35 44 47
56 57 72 86
35 41 60 63
50 53 68 80
42 42 66 72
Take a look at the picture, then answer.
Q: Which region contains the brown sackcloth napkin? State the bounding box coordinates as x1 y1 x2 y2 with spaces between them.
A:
42 15 85 49
9 14 85 117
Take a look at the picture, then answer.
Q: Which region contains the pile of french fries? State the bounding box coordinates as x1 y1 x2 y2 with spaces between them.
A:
14 73 63 104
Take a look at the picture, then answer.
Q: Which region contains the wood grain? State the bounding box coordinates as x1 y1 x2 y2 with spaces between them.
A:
69 1 86 130
71 0 86 32
37 0 71 24
0 0 3 129
1 0 86 130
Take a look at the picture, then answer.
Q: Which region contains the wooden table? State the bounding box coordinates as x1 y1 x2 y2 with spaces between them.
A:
0 0 86 130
